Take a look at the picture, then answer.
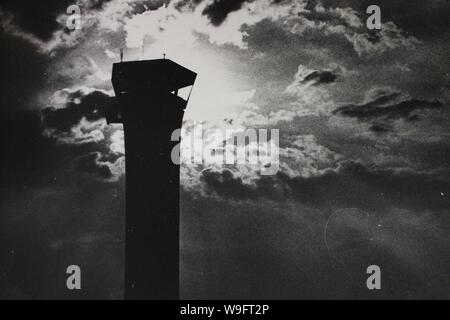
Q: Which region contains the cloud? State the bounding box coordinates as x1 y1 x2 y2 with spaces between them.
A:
283 3 420 57
301 70 339 86
73 152 125 181
1 0 421 60
203 168 263 199
41 87 125 181
74 152 114 179
346 21 420 57
282 161 450 210
316 0 450 39
122 0 308 50
333 90 444 133
44 117 106 145
180 132 450 211
0 0 76 41
42 87 115 135
181 164 450 299
202 0 252 26
280 135 343 178
197 158 450 211
284 65 337 115
335 98 443 122
0 0 169 54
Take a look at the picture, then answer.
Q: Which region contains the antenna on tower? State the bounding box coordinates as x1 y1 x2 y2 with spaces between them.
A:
120 48 124 63
140 41 145 60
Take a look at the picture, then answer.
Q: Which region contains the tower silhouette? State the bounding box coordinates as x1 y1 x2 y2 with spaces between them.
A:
107 59 197 300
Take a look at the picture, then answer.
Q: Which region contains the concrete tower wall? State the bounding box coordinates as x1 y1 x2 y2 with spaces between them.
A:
123 93 183 299
108 59 197 300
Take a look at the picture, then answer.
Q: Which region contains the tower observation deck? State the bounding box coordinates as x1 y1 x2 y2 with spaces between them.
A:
107 59 197 300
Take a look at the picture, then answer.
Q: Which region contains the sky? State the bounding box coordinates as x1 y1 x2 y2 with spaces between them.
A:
0 0 449 299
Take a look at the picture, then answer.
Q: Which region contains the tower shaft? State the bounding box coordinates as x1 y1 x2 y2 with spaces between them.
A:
108 59 197 300
124 95 180 299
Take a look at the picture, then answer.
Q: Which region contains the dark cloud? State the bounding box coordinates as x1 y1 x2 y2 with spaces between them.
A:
199 162 450 212
183 0 288 27
0 109 123 299
0 0 75 41
0 0 167 45
200 0 296 26
369 124 388 134
73 152 113 180
283 162 450 211
40 89 124 183
0 0 116 41
1 87 121 187
181 179 450 299
175 0 203 11
302 70 339 86
0 31 49 112
202 168 255 198
202 0 253 26
202 168 285 200
312 0 450 38
42 89 116 133
0 91 123 299
0 111 47 188
333 93 444 130
0 172 124 299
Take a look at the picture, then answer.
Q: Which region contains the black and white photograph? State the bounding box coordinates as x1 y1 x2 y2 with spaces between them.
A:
0 0 449 304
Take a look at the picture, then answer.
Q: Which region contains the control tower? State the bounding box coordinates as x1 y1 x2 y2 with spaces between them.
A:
106 58 197 300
